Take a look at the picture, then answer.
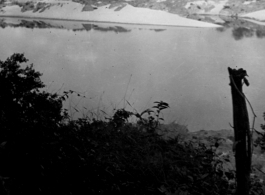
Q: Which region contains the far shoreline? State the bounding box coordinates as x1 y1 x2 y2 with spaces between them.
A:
0 14 225 29
0 0 265 27
0 1 223 27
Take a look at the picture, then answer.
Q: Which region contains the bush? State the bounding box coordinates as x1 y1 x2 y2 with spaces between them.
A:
0 53 236 194
0 53 66 194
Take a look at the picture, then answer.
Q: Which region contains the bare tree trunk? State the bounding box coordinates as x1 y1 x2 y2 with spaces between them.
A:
228 67 251 195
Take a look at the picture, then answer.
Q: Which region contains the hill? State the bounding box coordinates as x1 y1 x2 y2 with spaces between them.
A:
0 0 265 27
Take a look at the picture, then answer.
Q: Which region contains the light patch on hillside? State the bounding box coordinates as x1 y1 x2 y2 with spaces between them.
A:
0 0 221 27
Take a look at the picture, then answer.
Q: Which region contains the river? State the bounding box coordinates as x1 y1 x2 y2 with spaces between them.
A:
1 16 265 131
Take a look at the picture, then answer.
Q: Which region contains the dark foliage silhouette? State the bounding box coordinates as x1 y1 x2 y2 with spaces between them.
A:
0 53 66 194
2 53 264 194
0 53 65 133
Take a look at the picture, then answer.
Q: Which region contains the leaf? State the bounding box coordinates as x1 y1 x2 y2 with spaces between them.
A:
188 175 194 182
134 113 141 118
200 173 209 179
158 185 167 193
160 102 169 106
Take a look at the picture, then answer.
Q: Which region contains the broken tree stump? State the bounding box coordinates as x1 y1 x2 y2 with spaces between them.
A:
228 67 251 195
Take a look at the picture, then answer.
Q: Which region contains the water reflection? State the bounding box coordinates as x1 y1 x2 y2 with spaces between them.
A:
82 24 131 33
0 18 60 29
188 15 265 40
0 17 166 33
232 27 254 40
220 18 265 40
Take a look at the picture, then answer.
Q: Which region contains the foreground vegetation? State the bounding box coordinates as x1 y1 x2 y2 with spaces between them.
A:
0 54 265 194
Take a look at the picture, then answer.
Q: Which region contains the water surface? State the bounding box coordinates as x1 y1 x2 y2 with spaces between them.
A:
1 17 265 131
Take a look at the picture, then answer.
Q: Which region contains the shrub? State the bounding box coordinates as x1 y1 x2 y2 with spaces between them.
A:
0 53 238 194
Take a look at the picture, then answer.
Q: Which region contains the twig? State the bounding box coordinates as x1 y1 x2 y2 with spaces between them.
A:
255 167 265 175
123 74 132 108
229 123 234 129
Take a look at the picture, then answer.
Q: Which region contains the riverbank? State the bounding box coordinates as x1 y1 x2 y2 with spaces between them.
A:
0 0 265 26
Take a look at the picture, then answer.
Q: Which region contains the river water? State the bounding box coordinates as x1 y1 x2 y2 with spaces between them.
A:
1 17 265 131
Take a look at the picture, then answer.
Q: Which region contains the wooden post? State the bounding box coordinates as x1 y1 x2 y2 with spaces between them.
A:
228 67 251 195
